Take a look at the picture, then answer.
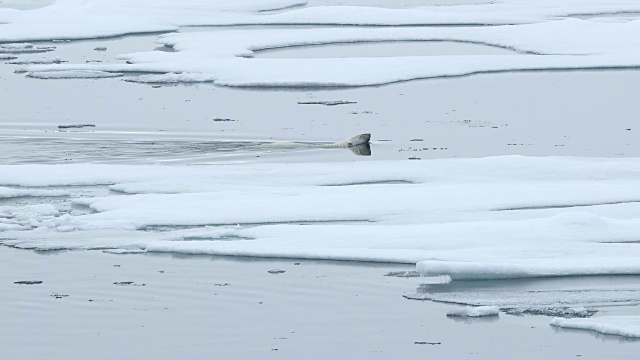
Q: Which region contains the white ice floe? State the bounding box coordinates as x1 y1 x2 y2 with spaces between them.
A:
4 0 640 44
20 18 640 87
551 316 640 338
4 1 640 87
0 0 310 42
447 306 500 317
3 157 640 280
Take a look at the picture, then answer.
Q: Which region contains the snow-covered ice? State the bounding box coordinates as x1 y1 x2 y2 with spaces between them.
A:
3 0 640 44
3 157 640 280
551 316 640 338
446 306 500 317
2 1 640 87
0 0 309 42
20 20 640 87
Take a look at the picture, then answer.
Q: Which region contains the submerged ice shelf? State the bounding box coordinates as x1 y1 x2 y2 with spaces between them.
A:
3 156 640 281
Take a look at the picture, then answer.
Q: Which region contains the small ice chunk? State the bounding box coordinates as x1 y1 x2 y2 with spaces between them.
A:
0 43 34 50
384 270 422 278
447 306 500 318
297 101 357 106
551 316 640 338
0 44 54 53
26 70 123 79
113 281 146 286
14 280 43 285
58 124 96 129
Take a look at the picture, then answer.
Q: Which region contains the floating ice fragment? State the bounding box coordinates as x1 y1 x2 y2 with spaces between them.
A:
57 124 96 129
0 43 33 50
0 44 54 53
384 271 422 278
297 101 357 106
14 280 43 285
26 70 123 79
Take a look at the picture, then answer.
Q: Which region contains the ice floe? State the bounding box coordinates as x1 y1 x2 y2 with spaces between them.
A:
446 306 500 317
0 0 310 42
2 1 640 87
19 18 640 87
3 157 640 280
4 0 640 44
551 316 640 338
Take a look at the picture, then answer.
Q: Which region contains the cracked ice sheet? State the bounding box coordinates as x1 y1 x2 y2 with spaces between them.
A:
551 316 640 338
4 157 640 280
3 0 640 44
23 19 640 87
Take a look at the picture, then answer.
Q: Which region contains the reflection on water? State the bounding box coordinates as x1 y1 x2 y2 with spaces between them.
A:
551 326 640 343
448 314 500 325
